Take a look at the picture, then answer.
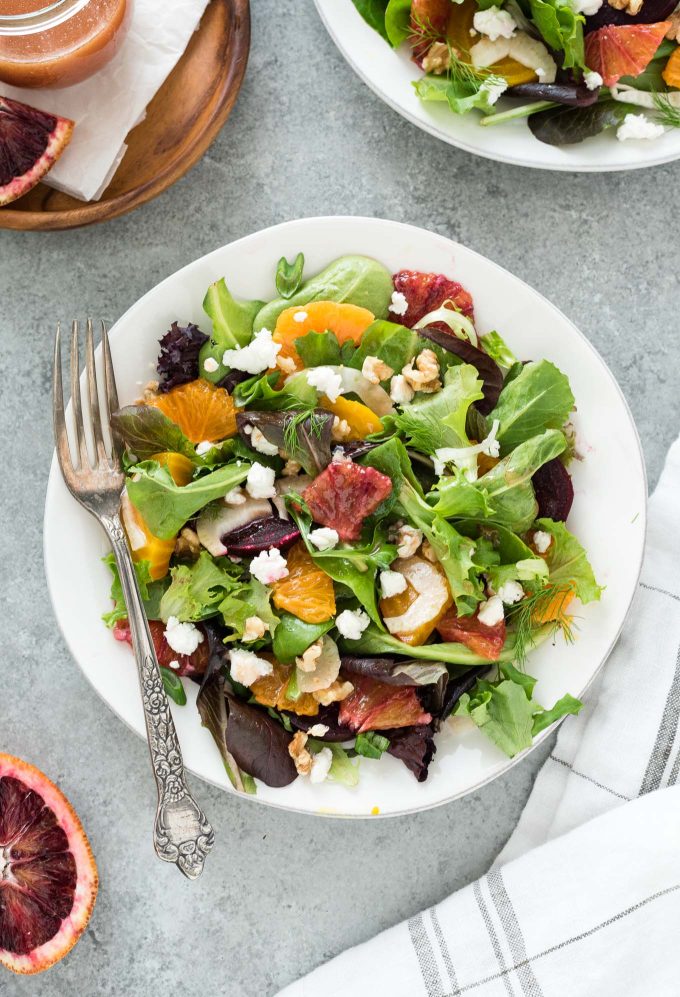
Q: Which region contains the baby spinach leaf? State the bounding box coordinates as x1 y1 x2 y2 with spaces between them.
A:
528 101 626 146
203 278 264 350
343 622 554 664
535 518 603 603
294 330 357 368
349 319 418 375
272 613 334 664
111 405 198 462
350 0 390 41
488 360 574 453
384 0 412 45
275 252 305 299
126 461 250 539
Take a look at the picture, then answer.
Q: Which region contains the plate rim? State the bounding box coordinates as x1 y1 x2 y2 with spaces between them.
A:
43 215 648 818
314 0 680 173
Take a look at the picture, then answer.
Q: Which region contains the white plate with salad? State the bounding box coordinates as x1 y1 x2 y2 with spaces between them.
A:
315 0 680 170
44 216 646 817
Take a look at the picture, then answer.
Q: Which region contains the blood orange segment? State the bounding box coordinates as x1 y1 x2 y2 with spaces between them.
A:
147 379 238 443
273 301 375 371
338 675 432 732
437 606 507 660
390 268 474 328
321 396 384 439
302 461 393 542
250 658 320 716
0 755 98 975
113 619 210 678
584 21 671 86
0 97 74 207
272 542 336 624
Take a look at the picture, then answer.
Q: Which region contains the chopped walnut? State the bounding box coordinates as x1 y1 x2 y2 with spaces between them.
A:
361 355 394 385
607 0 643 12
313 680 354 706
295 640 323 673
276 354 297 375
174 527 201 562
422 40 451 75
288 731 313 776
401 349 441 394
331 416 352 442
137 379 159 403
421 540 438 563
666 10 680 40
282 458 302 477
396 523 423 559
243 616 268 642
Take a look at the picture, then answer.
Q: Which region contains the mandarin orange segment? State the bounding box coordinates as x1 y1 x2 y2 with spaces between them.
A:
250 659 319 716
321 396 384 439
120 492 176 581
532 585 575 624
273 300 375 371
447 0 537 85
147 379 238 443
662 46 680 88
272 542 336 624
151 451 195 485
380 557 452 646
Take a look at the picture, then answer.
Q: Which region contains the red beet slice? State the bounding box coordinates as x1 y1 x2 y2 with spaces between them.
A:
113 619 209 678
532 458 574 522
302 461 393 541
390 270 474 328
223 516 301 555
338 675 432 732
437 607 506 661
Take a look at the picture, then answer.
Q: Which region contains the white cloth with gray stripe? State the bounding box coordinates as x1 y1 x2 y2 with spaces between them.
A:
279 435 680 997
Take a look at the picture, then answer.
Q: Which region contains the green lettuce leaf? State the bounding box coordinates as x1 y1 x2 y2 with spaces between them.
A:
101 554 166 627
342 622 555 664
126 460 250 539
535 518 603 603
218 578 280 641
413 73 509 115
529 0 585 69
395 364 484 454
111 405 198 462
232 371 316 411
349 319 418 376
294 330 357 368
488 360 574 453
480 331 518 370
159 551 242 623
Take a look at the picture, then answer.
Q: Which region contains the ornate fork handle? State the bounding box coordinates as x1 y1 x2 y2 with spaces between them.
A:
103 513 215 880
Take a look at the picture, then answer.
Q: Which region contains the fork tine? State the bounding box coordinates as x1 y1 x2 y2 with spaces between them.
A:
70 320 90 470
53 323 74 480
101 321 122 461
85 318 108 464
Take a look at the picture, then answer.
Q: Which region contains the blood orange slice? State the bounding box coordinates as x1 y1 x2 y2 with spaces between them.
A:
584 21 670 86
0 97 74 207
0 755 98 975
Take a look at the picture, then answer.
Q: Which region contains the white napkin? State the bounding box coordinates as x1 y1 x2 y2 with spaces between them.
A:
279 434 680 997
3 0 210 201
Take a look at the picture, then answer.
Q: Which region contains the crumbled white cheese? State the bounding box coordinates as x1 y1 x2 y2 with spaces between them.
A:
335 608 371 640
569 0 602 14
332 446 349 463
168 660 181 671
498 580 525 605
196 440 215 456
203 356 219 373
480 77 508 106
533 530 552 554
309 527 340 551
246 462 277 499
390 374 415 405
249 548 289 585
390 290 409 316
293 310 308 323
309 746 334 784
471 34 557 83
222 327 280 375
478 596 505 627
306 366 344 403
249 426 279 456
229 647 273 686
616 113 665 142
379 569 408 599
164 617 204 656
584 69 603 90
242 616 268 642
224 486 247 505
307 723 330 737
473 6 516 41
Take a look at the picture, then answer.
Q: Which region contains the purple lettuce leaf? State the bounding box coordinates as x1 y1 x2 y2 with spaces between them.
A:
157 321 209 392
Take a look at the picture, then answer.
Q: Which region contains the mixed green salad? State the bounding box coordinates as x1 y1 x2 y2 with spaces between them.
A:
105 251 601 793
351 0 680 146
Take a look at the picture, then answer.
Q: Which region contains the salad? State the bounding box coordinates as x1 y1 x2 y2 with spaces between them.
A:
351 0 680 146
104 251 601 794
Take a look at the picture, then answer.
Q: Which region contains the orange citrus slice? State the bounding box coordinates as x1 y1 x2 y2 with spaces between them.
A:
147 379 238 443
272 542 336 624
273 300 375 371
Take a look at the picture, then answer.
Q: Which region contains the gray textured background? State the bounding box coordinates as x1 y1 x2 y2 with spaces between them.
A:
2 1 680 994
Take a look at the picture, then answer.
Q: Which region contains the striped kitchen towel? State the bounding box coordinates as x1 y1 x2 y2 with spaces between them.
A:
278 435 680 997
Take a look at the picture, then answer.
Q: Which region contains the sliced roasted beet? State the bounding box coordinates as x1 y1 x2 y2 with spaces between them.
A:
508 82 600 106
338 675 432 733
113 619 210 678
532 457 574 522
416 326 504 416
436 607 506 661
302 460 393 542
391 270 474 327
586 0 677 28
223 515 301 555
282 704 354 742
384 724 436 782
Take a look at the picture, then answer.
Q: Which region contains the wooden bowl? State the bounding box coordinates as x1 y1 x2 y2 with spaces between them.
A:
0 0 250 231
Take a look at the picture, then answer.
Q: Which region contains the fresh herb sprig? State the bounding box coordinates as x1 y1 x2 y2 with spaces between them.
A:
506 584 576 665
652 92 680 129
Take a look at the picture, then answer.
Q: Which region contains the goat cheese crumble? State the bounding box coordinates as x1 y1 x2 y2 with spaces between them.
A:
569 0 602 14
616 113 665 142
308 527 340 551
473 7 516 40
309 747 334 784
584 69 603 90
203 356 219 373
222 327 280 374
307 724 330 737
379 570 408 599
229 648 273 686
293 310 308 323
246 462 276 499
249 426 279 456
306 366 344 402
390 290 409 316
478 596 505 627
335 608 371 640
533 530 552 554
498 580 524 605
164 617 204 656
195 440 215 456
249 548 289 585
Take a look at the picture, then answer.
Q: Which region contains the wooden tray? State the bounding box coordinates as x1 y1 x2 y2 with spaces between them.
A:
0 0 249 231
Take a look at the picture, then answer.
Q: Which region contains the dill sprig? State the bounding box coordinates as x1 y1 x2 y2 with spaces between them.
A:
283 408 325 457
505 584 576 666
411 12 492 88
652 92 680 129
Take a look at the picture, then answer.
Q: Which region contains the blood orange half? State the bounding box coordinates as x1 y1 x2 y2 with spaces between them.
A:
0 97 74 207
584 21 670 86
0 755 98 975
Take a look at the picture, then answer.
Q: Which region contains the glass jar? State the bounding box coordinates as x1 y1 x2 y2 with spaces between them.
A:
0 0 132 89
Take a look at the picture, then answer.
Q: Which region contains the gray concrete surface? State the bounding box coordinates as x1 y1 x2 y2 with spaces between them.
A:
2 1 679 994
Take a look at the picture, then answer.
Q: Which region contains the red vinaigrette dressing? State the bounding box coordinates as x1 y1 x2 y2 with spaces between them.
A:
0 0 131 88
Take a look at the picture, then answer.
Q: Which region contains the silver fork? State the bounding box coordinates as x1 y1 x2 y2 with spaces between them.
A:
53 319 215 880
